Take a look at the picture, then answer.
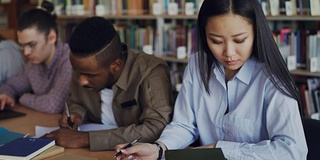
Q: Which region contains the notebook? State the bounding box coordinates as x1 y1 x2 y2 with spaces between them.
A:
0 137 55 160
0 127 26 146
0 109 26 120
165 148 226 160
32 145 64 160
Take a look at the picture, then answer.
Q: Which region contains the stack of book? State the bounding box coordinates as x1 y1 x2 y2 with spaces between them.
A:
0 128 64 160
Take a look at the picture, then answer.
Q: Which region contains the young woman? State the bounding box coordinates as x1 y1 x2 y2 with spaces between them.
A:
0 0 71 113
115 0 308 159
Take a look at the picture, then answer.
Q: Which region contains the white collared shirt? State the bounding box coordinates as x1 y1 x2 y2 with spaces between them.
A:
158 54 307 160
100 88 118 128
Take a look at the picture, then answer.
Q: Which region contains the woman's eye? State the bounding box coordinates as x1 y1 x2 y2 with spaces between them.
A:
235 39 245 43
211 39 223 44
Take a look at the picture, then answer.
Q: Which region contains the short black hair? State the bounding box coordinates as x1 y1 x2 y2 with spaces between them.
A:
69 16 117 56
69 16 124 68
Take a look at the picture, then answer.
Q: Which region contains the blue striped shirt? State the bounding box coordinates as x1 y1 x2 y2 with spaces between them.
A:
0 40 24 85
158 54 307 160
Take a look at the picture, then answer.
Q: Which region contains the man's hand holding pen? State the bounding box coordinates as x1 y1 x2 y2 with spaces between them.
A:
64 102 75 128
43 103 90 149
59 103 82 130
59 113 82 130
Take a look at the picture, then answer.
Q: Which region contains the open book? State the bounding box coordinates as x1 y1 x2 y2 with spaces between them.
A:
35 123 117 138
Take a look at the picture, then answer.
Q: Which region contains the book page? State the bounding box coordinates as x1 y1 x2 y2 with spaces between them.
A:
77 123 117 131
32 145 64 160
48 153 97 160
35 126 59 138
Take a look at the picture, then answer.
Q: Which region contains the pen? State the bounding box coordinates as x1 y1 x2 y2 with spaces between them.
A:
114 136 142 158
23 133 29 138
65 102 74 128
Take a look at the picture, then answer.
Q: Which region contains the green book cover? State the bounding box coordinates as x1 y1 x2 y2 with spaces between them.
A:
0 127 25 146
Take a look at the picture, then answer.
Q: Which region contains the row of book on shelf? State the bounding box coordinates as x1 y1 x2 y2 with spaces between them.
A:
64 23 319 71
62 20 198 59
297 78 320 120
51 0 204 16
117 22 197 59
259 0 320 16
275 28 320 72
49 0 320 16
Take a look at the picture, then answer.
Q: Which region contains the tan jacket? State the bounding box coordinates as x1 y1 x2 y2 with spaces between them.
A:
68 50 174 150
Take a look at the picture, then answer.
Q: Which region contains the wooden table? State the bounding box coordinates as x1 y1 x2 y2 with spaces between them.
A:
0 105 116 160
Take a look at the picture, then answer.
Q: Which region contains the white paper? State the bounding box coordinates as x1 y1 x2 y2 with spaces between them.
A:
35 126 59 138
78 123 117 131
35 123 118 138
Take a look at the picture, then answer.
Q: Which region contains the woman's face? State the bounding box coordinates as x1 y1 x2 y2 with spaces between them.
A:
205 13 254 78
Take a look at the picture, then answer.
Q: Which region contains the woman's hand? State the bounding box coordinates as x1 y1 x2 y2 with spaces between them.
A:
115 143 159 160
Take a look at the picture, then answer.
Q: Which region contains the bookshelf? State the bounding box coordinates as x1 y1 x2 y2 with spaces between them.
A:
41 15 320 62
291 70 320 77
55 1 320 97
57 13 196 92
1 0 320 118
265 13 320 118
0 0 38 42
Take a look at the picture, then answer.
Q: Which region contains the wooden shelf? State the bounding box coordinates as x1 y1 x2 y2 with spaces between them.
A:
290 69 320 77
159 56 188 64
58 14 198 21
56 14 320 77
266 15 320 21
157 57 320 78
58 14 160 20
161 14 198 19
58 14 320 21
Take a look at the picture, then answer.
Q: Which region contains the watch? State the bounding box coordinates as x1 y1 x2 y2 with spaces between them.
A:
151 142 163 160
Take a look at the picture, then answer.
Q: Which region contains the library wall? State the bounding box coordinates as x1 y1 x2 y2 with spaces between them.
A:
1 0 320 119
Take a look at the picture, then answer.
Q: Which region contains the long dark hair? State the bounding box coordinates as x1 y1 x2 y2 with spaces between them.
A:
17 0 58 40
196 0 299 103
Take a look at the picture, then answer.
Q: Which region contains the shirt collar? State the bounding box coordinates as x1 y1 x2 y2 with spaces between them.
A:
113 51 133 91
214 58 257 85
236 58 257 85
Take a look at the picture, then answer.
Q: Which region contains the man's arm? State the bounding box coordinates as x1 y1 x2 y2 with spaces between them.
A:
0 67 31 100
19 59 72 114
90 65 174 150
